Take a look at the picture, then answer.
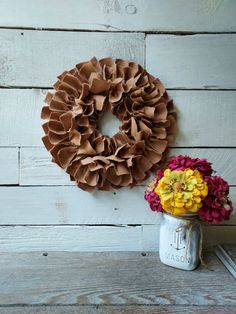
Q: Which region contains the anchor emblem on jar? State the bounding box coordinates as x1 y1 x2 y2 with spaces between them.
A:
170 229 186 250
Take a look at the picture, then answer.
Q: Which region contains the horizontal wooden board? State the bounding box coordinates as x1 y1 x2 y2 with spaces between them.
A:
146 34 236 89
0 305 235 314
0 29 144 87
143 225 236 252
0 186 235 225
20 148 236 186
0 147 18 184
1 0 236 32
0 32 236 89
0 251 235 305
0 185 155 225
1 225 236 252
0 225 143 252
1 89 236 147
20 147 73 185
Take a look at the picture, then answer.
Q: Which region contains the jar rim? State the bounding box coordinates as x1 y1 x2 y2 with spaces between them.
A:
162 212 198 221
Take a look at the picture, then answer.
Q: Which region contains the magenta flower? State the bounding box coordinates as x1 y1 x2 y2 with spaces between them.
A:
144 175 163 212
144 189 163 212
198 176 233 224
168 155 213 177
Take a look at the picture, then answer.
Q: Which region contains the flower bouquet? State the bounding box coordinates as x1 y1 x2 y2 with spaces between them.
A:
145 155 233 270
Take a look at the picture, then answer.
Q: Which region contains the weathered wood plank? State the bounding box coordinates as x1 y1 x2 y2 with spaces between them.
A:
146 34 236 89
170 90 236 146
143 225 236 251
0 226 143 252
0 305 235 314
0 29 144 87
1 225 236 252
1 89 236 147
20 147 73 186
20 147 236 186
0 186 155 225
1 0 236 32
0 147 18 184
0 251 235 305
0 89 44 146
0 186 235 225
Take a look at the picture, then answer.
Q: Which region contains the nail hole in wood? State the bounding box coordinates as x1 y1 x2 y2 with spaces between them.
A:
21 32 24 35
113 192 116 195
43 252 48 256
141 252 147 256
114 207 118 210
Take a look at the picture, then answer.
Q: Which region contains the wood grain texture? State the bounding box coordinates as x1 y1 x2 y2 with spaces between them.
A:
0 305 235 314
0 251 235 305
146 34 236 89
1 225 236 253
0 147 18 184
0 225 143 252
0 186 235 225
0 89 44 146
142 225 236 252
20 147 73 186
20 147 236 186
1 89 236 147
1 0 236 32
0 186 156 225
0 29 144 87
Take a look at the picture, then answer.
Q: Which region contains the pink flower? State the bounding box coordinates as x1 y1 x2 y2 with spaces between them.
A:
144 189 163 212
198 176 233 224
144 175 163 212
168 155 213 177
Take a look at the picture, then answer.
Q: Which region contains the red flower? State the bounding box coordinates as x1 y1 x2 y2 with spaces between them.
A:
168 155 213 177
198 176 233 224
144 189 163 212
144 174 163 212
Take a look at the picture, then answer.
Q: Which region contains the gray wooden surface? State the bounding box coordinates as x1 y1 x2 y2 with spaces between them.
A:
0 252 235 309
0 305 235 314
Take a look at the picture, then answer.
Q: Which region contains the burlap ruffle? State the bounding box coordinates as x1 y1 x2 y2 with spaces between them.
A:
41 57 176 192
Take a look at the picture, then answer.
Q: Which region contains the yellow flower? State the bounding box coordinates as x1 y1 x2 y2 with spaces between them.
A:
155 169 208 216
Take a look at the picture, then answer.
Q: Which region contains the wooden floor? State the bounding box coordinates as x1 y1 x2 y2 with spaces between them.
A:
0 251 235 313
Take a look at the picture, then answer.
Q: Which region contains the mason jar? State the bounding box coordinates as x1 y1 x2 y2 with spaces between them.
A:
159 213 200 270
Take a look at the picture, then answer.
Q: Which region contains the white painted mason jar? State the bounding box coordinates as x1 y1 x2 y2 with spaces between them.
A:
159 213 200 270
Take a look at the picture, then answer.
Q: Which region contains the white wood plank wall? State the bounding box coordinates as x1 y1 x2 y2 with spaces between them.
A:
0 0 235 252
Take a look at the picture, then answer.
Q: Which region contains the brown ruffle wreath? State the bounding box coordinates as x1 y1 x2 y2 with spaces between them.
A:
41 57 176 192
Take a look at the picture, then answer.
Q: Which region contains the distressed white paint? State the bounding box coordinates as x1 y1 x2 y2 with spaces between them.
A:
0 224 235 252
0 148 18 184
159 214 201 270
1 89 236 147
0 2 236 253
1 0 236 32
1 32 236 89
142 225 236 252
0 186 157 225
0 186 235 225
20 147 73 186
0 89 44 146
20 148 236 186
0 225 143 252
146 34 236 89
0 29 145 87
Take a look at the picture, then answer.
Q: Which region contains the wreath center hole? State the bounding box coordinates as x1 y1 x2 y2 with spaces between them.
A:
99 110 121 137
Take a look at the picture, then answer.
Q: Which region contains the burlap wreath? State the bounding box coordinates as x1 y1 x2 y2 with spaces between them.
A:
41 57 176 192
